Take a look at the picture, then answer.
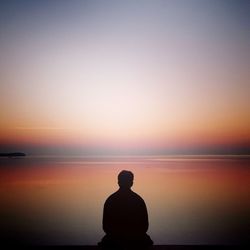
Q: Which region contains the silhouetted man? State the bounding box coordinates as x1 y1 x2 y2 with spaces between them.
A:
99 170 153 249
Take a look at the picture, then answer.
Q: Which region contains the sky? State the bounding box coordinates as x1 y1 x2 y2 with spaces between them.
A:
0 0 249 155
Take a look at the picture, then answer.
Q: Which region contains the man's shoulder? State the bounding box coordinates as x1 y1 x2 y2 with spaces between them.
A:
105 189 145 204
105 190 120 202
130 190 145 202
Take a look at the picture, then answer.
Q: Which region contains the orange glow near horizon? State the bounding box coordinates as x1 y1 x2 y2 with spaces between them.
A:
0 119 249 152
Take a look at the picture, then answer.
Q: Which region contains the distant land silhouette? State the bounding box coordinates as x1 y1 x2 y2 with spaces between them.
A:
0 152 26 158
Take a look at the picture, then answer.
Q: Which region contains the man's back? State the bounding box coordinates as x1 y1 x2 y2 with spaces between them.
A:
99 170 153 249
103 189 149 238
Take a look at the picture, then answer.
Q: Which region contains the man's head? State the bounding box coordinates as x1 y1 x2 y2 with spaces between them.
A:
118 170 134 189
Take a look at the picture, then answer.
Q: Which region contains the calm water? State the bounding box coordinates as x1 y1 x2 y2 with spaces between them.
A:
0 155 249 245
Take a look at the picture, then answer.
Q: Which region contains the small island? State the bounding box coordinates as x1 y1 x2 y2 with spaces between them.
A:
0 152 26 158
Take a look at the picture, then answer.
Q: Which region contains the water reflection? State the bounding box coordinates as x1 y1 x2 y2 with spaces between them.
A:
0 156 249 245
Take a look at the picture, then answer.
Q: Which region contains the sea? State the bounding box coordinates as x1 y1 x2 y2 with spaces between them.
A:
0 155 249 245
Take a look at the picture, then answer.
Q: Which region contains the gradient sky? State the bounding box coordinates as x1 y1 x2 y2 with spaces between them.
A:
0 0 249 155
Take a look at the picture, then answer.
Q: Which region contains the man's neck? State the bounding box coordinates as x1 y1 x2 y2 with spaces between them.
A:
119 187 131 191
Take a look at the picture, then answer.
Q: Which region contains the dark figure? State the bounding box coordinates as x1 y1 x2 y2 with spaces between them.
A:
99 170 153 249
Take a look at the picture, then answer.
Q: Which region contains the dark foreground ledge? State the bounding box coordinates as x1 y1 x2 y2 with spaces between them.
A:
6 246 247 249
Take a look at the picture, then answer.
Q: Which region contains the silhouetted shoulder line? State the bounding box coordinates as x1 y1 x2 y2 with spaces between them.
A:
107 190 145 201
130 190 145 201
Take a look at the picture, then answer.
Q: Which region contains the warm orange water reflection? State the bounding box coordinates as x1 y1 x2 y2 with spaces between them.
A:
0 156 249 245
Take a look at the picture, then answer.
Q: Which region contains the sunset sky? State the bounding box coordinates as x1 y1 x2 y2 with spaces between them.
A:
0 0 249 155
